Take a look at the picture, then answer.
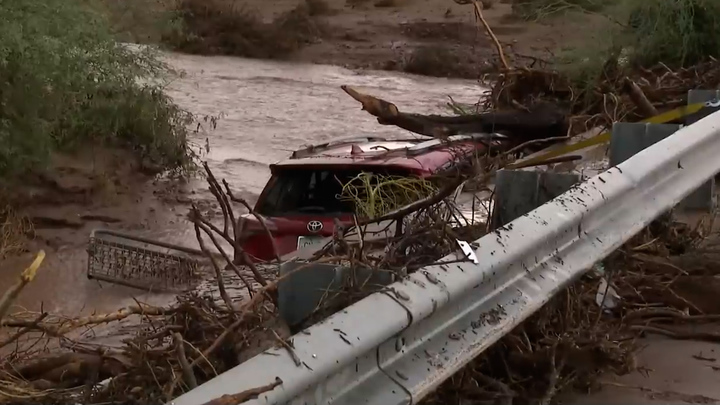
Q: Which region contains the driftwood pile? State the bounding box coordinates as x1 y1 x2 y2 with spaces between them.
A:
425 213 719 404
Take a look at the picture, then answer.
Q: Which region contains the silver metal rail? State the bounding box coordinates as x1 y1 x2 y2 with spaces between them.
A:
169 110 720 405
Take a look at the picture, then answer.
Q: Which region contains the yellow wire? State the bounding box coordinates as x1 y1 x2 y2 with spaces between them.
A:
507 102 710 169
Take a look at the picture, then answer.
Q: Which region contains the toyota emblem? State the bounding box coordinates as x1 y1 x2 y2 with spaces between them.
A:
307 220 323 233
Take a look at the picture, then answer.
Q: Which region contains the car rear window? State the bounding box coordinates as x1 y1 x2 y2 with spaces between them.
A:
257 167 412 216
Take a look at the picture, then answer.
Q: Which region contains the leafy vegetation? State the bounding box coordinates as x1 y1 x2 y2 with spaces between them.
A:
0 0 194 180
527 0 720 69
546 0 720 96
622 0 720 68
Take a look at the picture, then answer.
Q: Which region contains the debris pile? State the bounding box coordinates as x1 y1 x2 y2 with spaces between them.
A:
487 59 720 137
425 212 718 404
416 5 720 401
0 147 497 404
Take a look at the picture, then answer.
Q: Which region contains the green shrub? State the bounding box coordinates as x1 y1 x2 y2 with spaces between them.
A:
622 0 720 68
0 0 194 179
551 0 720 99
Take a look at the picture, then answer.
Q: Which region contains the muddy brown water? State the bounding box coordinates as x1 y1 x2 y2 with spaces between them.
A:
0 52 487 319
166 52 486 192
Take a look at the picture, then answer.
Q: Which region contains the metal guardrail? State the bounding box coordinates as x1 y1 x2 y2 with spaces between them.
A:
169 110 720 405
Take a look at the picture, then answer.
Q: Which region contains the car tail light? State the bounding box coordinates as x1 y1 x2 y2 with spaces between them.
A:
236 215 275 244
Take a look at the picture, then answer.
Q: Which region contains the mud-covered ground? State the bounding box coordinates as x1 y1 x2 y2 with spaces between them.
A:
209 0 606 76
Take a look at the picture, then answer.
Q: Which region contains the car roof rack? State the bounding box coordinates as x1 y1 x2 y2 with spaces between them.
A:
406 133 507 156
289 136 391 159
287 133 507 160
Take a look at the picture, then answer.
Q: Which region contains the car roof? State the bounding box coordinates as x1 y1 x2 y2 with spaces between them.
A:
271 134 502 175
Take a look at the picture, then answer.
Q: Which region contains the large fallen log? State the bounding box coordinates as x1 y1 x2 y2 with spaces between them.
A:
341 85 569 146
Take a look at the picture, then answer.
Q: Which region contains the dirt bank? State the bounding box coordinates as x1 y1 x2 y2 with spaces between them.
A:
0 147 200 315
157 0 608 78
283 0 601 73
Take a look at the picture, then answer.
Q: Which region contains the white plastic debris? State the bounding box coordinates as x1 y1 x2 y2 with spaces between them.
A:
457 240 479 264
595 277 621 311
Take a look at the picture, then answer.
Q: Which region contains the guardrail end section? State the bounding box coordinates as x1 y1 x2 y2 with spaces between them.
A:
492 169 581 229
610 121 715 211
684 90 720 211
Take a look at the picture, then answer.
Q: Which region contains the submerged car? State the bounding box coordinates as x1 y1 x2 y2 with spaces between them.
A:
238 134 502 262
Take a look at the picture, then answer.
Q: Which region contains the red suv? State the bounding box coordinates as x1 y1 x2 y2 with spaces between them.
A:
238 135 498 262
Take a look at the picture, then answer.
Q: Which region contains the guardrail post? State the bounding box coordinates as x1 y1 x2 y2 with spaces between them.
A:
684 90 720 209
491 169 581 228
688 90 720 121
278 261 394 328
609 121 715 211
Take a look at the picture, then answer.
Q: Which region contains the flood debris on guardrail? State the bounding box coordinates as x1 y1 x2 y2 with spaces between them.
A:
423 210 717 404
4 41 720 405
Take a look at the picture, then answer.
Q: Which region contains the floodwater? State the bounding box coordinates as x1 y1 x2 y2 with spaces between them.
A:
164 52 486 194
0 52 487 318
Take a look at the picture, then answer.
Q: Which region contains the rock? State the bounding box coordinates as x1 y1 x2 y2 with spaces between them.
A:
176 195 193 204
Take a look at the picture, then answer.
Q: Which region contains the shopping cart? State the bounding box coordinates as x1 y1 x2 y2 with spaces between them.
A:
87 229 204 292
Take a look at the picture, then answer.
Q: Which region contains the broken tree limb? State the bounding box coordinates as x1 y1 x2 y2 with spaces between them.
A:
199 377 283 405
623 77 658 118
174 332 198 389
473 1 509 72
341 86 569 144
4 303 175 335
0 250 45 324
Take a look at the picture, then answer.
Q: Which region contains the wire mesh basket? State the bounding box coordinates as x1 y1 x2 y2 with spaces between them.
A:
87 229 203 292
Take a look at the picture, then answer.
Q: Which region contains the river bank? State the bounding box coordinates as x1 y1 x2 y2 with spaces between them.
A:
249 0 602 76
108 0 608 78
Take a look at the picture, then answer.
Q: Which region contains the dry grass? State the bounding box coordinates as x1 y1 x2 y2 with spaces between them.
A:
0 207 33 259
339 173 438 219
